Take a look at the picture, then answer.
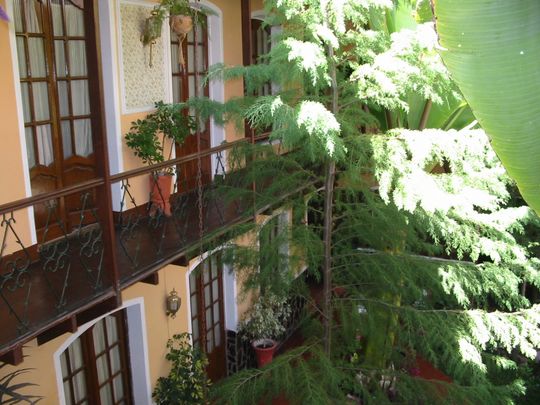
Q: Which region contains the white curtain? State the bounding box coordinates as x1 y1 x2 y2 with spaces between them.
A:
55 1 93 158
36 124 54 166
25 128 36 168
13 0 41 33
60 337 87 405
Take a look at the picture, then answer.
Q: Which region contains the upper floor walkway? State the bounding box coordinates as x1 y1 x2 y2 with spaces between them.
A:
0 135 313 364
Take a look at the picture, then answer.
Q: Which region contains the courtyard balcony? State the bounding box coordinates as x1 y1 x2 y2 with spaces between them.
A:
0 135 293 364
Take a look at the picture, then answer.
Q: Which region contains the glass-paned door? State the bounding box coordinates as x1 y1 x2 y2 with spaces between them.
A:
248 18 272 137
170 15 211 191
251 19 271 96
13 0 102 240
189 253 226 381
60 310 133 405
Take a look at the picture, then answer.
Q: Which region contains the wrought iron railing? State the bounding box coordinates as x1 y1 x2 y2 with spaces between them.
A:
110 140 254 286
0 135 273 359
0 182 117 356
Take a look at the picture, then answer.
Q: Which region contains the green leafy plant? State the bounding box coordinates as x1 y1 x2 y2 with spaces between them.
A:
238 293 292 342
0 362 41 404
125 101 196 171
203 0 540 403
152 333 211 405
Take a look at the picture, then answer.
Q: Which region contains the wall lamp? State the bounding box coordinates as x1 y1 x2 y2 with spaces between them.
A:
166 288 181 318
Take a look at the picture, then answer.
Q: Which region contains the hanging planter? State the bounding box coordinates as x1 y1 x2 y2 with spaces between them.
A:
140 0 209 68
170 14 193 70
141 13 165 67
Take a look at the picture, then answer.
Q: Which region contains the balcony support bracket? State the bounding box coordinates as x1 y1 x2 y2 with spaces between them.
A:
0 345 23 366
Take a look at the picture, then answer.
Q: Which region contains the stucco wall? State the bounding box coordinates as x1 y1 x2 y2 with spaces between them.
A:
121 264 191 388
251 0 265 13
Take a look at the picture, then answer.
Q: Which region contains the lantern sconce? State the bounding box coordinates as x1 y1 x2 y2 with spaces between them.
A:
166 288 181 318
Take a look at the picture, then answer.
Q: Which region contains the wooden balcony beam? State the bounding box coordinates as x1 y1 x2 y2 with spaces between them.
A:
171 256 189 267
0 346 23 366
36 316 77 346
140 272 160 285
76 296 118 327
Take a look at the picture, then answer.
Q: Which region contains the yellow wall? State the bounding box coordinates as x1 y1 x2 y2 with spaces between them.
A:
0 0 26 206
122 264 190 385
215 0 244 142
251 0 265 12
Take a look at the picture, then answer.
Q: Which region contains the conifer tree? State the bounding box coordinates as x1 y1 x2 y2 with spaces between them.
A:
186 1 540 403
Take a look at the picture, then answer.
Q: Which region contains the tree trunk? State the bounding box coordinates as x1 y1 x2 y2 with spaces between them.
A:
322 42 339 356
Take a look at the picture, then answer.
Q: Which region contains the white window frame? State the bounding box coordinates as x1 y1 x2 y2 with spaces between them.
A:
53 298 152 405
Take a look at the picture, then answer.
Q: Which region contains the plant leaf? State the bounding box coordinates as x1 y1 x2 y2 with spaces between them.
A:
433 0 540 214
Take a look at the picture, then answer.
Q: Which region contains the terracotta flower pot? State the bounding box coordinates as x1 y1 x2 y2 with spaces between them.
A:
252 338 277 368
149 173 173 217
170 14 193 36
170 15 193 70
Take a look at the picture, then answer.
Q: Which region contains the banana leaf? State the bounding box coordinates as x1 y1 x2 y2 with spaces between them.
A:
433 0 540 214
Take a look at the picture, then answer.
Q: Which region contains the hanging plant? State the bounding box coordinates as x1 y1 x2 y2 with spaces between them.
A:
140 0 210 67
170 14 193 70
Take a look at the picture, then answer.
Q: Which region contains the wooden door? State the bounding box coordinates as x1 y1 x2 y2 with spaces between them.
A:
171 17 211 191
13 0 101 240
59 310 134 405
189 254 227 381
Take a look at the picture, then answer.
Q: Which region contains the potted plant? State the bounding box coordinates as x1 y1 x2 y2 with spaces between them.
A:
239 292 292 368
153 333 211 405
141 0 209 68
125 101 195 216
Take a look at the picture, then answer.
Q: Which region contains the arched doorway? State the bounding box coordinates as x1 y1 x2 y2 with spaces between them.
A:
58 310 133 405
55 300 151 405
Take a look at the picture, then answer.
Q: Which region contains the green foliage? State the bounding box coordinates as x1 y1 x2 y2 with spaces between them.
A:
211 344 347 405
152 333 211 405
334 128 540 400
239 293 292 341
125 101 195 169
0 362 41 404
187 0 540 403
141 0 210 46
